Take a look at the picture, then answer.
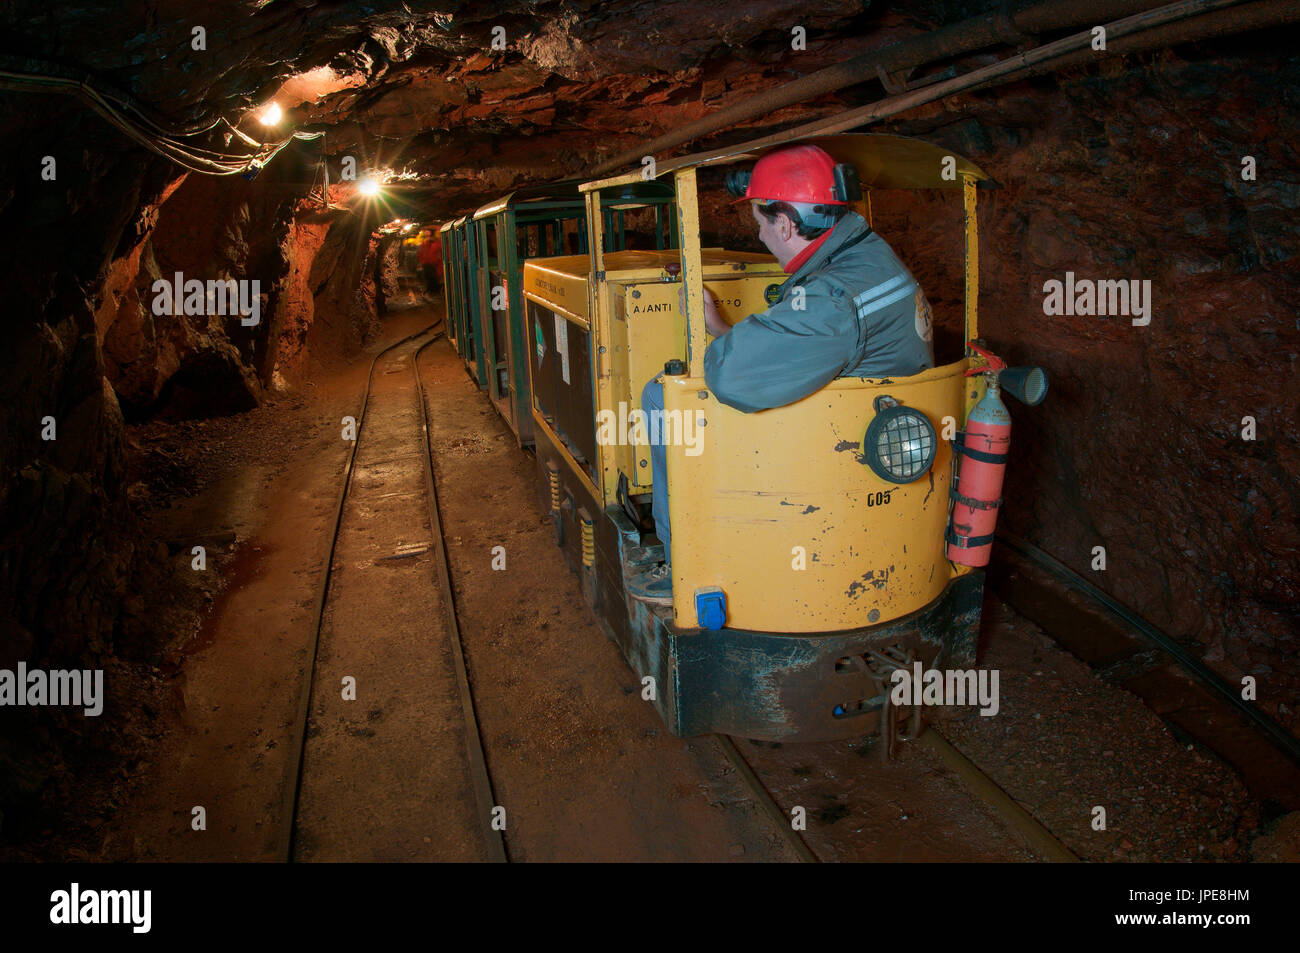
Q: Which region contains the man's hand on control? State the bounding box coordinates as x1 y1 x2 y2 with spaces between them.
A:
678 285 730 337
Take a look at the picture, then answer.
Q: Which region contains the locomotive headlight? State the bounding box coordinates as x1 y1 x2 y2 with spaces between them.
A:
863 398 937 484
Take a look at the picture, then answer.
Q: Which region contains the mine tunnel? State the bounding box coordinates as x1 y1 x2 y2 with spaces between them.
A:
1 0 1297 890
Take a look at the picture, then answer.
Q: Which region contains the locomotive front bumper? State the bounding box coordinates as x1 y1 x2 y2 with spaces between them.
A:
626 569 984 743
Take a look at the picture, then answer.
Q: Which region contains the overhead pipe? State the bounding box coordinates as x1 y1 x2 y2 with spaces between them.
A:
969 0 1300 89
640 0 1253 168
591 0 1174 175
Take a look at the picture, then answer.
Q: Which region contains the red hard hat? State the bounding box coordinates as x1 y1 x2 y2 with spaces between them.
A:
733 144 848 206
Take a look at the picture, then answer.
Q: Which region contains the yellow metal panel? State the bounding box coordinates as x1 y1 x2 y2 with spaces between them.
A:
522 258 591 327
585 190 605 283
474 196 512 220
579 171 646 193
661 362 971 633
587 187 618 506
523 254 591 280
605 286 654 489
807 135 990 190
525 248 784 507
962 355 988 438
535 248 773 280
603 267 786 495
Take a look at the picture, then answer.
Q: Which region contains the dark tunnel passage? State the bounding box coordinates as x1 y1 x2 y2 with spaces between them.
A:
0 0 1297 889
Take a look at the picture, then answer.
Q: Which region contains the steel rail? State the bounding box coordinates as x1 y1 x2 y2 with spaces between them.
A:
918 729 1080 862
413 336 510 863
995 531 1300 767
713 734 820 863
276 322 440 863
717 727 1081 863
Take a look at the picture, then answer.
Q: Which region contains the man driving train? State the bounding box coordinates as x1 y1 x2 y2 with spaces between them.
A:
629 143 936 606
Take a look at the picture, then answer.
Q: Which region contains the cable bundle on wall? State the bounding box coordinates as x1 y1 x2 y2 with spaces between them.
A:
0 64 322 176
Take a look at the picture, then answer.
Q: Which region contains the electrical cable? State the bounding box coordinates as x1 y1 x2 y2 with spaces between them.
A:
0 66 323 176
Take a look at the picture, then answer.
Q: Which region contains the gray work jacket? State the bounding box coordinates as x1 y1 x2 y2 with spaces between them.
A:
703 211 935 413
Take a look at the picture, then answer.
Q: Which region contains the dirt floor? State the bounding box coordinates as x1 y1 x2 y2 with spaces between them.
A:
32 296 1295 864
92 308 438 860
938 596 1260 863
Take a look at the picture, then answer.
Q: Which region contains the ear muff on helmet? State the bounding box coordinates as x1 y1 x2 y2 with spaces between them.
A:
832 162 862 203
724 169 751 199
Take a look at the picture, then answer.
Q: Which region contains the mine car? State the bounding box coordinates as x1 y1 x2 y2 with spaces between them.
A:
514 132 1044 743
442 181 676 444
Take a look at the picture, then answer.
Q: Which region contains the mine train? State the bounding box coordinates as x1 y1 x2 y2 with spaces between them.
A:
439 131 1048 744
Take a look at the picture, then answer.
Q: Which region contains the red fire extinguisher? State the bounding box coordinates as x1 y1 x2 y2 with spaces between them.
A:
947 345 1012 567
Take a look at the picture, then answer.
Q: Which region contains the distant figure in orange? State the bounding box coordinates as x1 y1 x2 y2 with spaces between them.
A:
417 231 443 296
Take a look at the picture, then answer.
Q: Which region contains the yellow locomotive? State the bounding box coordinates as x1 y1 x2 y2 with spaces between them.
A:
454 131 1045 743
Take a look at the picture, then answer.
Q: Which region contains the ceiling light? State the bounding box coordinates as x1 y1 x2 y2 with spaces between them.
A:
259 102 283 126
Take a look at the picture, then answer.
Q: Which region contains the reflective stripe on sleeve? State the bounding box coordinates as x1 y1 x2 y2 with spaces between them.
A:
856 280 917 319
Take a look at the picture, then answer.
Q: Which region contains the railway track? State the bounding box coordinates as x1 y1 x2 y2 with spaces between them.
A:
276 321 505 863
712 734 820 862
990 531 1300 812
706 534 1300 864
412 334 507 863
714 718 1079 863
722 535 1300 865
716 535 1300 864
276 323 436 862
274 321 828 862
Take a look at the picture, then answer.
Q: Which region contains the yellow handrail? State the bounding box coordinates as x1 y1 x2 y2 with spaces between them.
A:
675 168 708 378
963 173 979 347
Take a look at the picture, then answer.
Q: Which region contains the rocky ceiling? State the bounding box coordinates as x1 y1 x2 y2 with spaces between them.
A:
1 0 962 221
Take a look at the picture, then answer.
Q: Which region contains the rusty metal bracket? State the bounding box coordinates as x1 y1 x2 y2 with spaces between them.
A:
875 63 913 95
867 646 922 761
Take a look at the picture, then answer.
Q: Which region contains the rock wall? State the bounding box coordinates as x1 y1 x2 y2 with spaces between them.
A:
97 172 296 420
302 213 384 369
0 98 377 837
0 94 181 835
272 216 332 387
0 90 175 662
